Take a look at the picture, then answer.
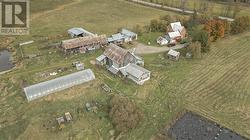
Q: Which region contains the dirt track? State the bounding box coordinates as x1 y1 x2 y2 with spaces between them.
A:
31 0 82 21
128 0 234 21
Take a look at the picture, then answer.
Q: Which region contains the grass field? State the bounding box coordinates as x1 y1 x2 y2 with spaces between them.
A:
1 0 250 140
181 32 250 137
30 0 73 13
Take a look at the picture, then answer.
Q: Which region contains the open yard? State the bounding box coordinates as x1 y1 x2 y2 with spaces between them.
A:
0 0 250 140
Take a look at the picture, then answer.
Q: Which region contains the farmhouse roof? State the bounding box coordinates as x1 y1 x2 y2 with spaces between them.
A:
24 69 95 102
121 63 150 78
157 36 168 42
168 31 181 39
168 49 180 57
170 22 184 32
121 29 137 37
61 35 107 50
103 43 128 64
68 27 94 36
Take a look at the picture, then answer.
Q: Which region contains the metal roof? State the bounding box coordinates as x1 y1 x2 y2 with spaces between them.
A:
121 29 137 37
103 43 128 65
168 31 181 39
168 49 180 57
24 69 95 102
61 35 107 50
107 33 125 42
170 22 182 32
122 64 150 79
96 54 106 62
68 27 94 36
157 36 168 42
108 66 119 74
112 33 125 40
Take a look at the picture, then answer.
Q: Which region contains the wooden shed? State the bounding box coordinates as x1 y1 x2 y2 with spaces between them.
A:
168 49 180 61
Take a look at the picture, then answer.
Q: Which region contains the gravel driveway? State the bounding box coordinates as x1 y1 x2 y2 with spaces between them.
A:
132 42 186 54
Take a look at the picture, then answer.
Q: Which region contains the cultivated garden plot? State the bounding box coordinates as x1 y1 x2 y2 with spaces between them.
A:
168 112 248 140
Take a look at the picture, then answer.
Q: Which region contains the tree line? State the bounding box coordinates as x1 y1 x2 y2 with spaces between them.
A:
132 12 250 58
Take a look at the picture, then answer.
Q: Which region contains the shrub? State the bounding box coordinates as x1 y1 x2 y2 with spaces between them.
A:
231 16 250 34
109 95 144 132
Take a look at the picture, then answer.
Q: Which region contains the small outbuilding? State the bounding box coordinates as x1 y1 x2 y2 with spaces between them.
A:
68 27 94 38
121 29 138 43
96 54 107 66
107 33 125 45
107 29 137 45
168 49 180 61
76 63 84 70
157 36 169 46
56 117 65 126
65 112 73 122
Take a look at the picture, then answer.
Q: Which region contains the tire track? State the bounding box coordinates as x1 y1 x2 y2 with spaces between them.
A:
183 46 246 92
191 57 250 106
184 52 250 100
183 40 250 96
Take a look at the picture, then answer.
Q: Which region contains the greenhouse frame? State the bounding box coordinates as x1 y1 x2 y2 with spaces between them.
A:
24 69 95 102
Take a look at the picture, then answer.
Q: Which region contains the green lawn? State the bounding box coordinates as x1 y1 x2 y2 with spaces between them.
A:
138 32 163 46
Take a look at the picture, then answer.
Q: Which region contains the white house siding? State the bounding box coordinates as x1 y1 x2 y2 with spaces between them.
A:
127 75 140 84
127 72 150 85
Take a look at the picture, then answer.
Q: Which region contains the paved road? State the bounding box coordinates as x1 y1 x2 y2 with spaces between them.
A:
129 0 234 21
132 42 186 54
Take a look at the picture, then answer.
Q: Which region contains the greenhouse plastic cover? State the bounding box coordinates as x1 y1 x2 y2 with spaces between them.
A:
24 69 95 102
